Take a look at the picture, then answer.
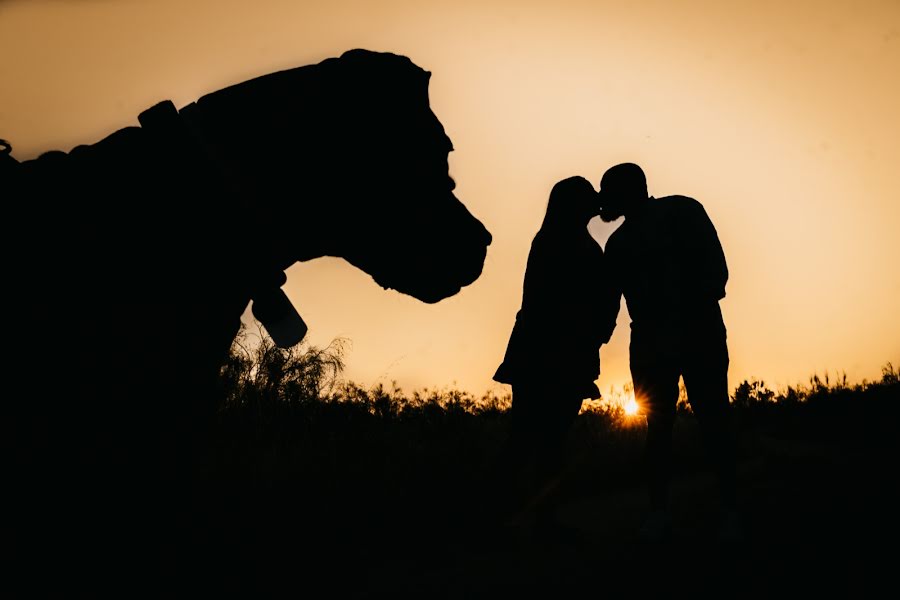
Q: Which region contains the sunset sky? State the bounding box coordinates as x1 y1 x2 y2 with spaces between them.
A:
2 0 898 397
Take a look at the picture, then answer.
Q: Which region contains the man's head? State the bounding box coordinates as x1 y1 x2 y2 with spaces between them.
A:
598 162 648 222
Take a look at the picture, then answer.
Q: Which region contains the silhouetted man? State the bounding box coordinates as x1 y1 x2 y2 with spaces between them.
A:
597 163 740 543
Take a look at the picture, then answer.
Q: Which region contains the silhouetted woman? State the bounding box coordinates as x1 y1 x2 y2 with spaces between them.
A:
493 175 614 525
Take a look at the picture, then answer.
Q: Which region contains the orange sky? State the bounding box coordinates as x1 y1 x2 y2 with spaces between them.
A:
2 0 898 397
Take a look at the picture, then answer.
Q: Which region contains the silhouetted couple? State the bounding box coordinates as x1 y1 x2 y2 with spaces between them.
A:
495 163 741 544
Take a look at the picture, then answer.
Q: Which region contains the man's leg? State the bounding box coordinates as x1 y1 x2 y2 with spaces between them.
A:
640 379 680 512
682 331 744 547
631 348 680 514
682 335 737 512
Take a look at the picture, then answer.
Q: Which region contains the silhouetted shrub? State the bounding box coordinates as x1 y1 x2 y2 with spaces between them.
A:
212 320 898 489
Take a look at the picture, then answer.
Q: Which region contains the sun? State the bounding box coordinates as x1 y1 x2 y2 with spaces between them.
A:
623 396 640 416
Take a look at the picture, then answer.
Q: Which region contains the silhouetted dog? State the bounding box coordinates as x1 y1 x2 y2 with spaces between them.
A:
6 49 490 595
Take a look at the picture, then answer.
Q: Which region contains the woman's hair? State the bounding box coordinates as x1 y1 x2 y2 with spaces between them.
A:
540 175 597 232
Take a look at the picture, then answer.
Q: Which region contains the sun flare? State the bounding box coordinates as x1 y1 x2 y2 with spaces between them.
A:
623 396 639 416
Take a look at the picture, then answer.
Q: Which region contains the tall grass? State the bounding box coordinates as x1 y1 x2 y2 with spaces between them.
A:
217 320 898 440
212 322 897 508
199 323 899 595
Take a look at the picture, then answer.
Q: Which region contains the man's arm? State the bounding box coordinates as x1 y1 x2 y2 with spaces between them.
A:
683 198 728 301
598 234 623 344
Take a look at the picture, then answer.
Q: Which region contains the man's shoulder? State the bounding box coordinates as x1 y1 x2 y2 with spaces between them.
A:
654 195 708 221
656 194 703 209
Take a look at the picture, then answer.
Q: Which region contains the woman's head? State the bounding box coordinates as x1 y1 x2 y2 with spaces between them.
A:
542 175 599 230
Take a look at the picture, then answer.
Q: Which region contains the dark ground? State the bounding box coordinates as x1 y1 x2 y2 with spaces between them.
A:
178 388 899 600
